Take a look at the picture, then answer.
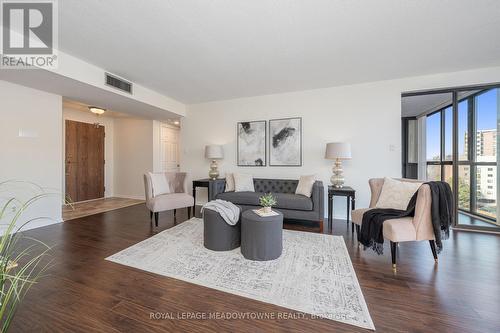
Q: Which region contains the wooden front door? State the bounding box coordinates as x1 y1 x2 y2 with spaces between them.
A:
65 120 105 203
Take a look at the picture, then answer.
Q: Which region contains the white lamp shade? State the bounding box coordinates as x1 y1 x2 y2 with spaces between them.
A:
205 145 224 159
325 142 351 160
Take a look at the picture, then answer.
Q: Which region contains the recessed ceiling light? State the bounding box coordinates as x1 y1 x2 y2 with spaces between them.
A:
89 106 106 115
173 120 180 125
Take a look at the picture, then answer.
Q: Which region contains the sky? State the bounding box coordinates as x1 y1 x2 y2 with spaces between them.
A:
426 88 498 160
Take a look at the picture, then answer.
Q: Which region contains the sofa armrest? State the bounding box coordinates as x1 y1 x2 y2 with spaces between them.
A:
311 181 324 220
209 179 226 201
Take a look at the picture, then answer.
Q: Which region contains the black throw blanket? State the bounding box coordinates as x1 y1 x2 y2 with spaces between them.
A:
358 181 453 255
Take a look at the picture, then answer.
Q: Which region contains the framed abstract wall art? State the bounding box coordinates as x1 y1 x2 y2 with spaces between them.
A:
237 120 267 166
269 117 302 166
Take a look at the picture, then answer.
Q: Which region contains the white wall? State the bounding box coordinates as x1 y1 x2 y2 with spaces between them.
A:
0 80 63 232
63 107 115 197
182 66 500 218
113 118 155 199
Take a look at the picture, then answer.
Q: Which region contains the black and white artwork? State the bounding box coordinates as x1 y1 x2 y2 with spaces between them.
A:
237 121 266 166
269 117 302 166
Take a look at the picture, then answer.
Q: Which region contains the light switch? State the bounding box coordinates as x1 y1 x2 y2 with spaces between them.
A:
18 129 39 138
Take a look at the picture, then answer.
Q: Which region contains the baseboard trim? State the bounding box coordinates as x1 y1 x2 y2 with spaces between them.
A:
113 195 145 201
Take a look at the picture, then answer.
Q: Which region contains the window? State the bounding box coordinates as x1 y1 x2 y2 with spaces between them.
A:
426 113 441 161
444 107 453 161
427 165 441 181
475 89 497 163
458 165 470 210
458 100 469 161
425 88 498 225
426 105 452 190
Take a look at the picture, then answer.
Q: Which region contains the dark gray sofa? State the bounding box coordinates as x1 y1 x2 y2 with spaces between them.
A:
209 178 324 230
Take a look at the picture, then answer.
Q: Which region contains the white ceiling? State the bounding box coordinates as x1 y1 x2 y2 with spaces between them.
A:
0 69 182 120
63 99 133 118
402 93 452 117
59 0 500 103
401 90 480 117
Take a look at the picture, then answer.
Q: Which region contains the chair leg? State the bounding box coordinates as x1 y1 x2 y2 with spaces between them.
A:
355 225 361 247
188 206 191 219
174 209 177 218
390 241 398 271
149 211 153 221
429 240 438 262
154 212 159 227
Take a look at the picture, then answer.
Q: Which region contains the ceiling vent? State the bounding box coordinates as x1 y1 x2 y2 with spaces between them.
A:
105 73 132 94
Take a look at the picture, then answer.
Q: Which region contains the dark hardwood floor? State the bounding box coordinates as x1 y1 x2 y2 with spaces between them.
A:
11 204 500 332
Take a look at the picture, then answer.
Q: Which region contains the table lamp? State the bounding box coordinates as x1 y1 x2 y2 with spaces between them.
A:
205 145 224 180
325 142 351 188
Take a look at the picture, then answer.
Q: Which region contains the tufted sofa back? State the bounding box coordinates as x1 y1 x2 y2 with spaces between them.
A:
253 178 299 194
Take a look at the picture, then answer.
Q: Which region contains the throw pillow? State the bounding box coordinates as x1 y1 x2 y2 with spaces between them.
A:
225 173 235 192
375 177 422 210
233 173 255 192
295 175 316 197
149 172 170 197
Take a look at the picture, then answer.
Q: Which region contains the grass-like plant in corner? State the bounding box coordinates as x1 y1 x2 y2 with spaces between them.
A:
0 180 54 332
259 193 277 208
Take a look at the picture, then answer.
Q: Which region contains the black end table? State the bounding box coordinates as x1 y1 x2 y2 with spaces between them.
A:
328 186 356 233
192 178 225 217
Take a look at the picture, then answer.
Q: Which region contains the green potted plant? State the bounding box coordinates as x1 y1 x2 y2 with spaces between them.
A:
259 193 277 214
0 181 53 332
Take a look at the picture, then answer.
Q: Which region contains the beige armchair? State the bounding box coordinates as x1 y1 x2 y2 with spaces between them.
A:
143 172 194 227
351 178 437 270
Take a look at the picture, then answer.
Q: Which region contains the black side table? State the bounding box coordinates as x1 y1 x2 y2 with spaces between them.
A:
192 178 225 217
328 186 356 233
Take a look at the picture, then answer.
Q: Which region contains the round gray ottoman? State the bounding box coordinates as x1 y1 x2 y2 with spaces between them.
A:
241 209 283 261
203 208 241 251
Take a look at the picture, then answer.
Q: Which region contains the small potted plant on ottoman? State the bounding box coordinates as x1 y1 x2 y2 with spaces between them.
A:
259 193 277 214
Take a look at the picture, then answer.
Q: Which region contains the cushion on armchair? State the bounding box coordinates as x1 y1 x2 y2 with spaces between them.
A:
148 172 170 197
375 177 422 210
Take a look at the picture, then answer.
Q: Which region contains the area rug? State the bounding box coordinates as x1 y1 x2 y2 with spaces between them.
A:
106 218 375 330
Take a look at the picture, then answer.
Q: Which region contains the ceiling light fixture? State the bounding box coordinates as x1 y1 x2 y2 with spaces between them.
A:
89 106 106 115
173 120 180 125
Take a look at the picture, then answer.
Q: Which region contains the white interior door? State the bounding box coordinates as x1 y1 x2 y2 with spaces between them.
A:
160 124 180 172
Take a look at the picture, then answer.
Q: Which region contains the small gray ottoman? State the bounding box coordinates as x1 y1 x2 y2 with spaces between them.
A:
241 209 283 261
203 209 241 251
